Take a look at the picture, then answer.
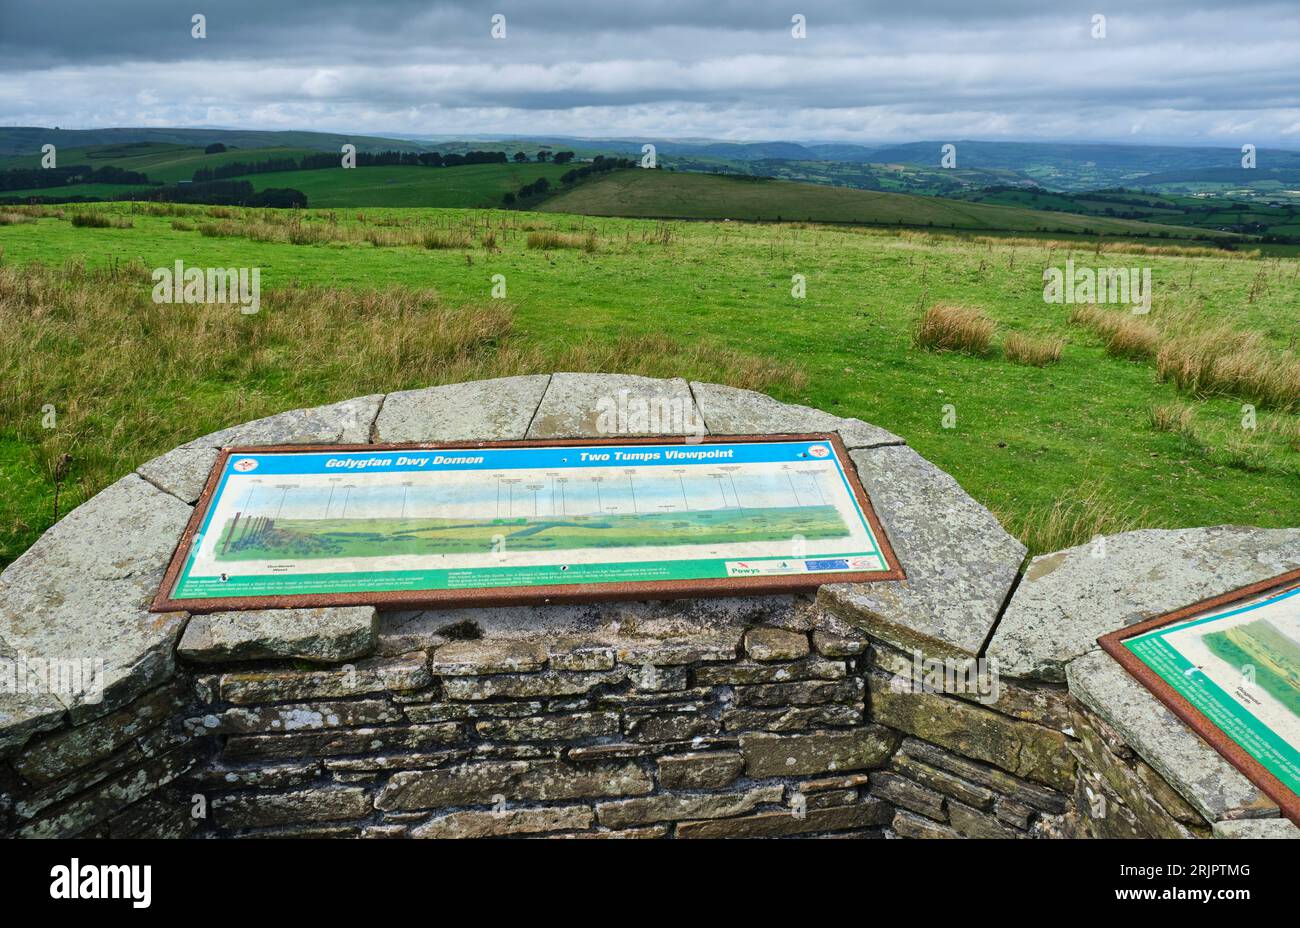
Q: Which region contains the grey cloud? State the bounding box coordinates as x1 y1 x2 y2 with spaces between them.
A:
1 0 1297 145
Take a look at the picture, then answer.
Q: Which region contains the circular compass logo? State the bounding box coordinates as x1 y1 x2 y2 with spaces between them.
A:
233 458 258 472
808 445 829 458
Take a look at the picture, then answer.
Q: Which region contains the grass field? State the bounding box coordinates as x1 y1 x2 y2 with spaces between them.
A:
239 163 572 208
0 143 571 209
0 200 1296 568
0 142 322 184
540 170 1244 240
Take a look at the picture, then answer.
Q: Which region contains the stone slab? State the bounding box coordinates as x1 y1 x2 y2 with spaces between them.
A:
378 596 813 654
178 607 377 664
0 475 192 723
688 381 903 448
136 446 220 505
596 785 784 829
1212 818 1300 839
411 805 592 838
740 727 898 778
743 627 809 662
373 375 551 443
1066 649 1279 822
429 639 548 675
676 799 891 838
0 636 67 756
526 373 704 439
218 651 431 704
989 526 1300 682
179 394 383 449
868 672 1074 791
819 445 1026 659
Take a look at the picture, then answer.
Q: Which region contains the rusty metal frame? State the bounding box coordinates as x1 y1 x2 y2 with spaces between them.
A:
151 432 904 614
1097 567 1300 827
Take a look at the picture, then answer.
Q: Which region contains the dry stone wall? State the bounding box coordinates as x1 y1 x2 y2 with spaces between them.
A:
2 375 1298 839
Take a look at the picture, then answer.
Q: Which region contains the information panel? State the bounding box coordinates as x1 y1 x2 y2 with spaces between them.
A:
153 434 903 612
1099 571 1300 826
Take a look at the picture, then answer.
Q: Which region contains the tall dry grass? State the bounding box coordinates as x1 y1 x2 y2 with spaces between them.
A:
912 303 996 355
1148 401 1197 435
996 489 1151 559
1154 327 1299 411
1070 304 1299 410
1067 304 1159 360
1003 333 1064 367
0 260 804 562
969 234 1258 260
422 229 474 250
70 212 132 229
527 230 598 251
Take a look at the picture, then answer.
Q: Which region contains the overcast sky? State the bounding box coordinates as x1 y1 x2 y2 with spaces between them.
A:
1 0 1297 147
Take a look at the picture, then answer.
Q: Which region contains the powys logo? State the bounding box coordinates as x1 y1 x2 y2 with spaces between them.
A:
50 859 151 909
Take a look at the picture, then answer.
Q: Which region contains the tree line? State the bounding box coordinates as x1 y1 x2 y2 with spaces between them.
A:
130 179 307 208
191 149 530 183
0 164 153 192
503 155 637 205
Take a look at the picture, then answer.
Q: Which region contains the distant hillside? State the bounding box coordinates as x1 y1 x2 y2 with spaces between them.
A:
538 170 1241 240
0 140 568 208
0 127 433 157
0 142 320 184
862 140 1300 172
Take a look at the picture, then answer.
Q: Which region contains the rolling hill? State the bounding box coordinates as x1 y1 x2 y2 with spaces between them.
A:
0 142 320 184
0 141 571 208
538 170 1241 240
239 163 571 208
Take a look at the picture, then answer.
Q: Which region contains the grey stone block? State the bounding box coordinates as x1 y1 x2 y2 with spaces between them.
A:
0 475 192 723
0 636 67 756
429 638 548 675
136 446 220 504
819 445 1026 659
1212 818 1300 839
373 375 550 442
1066 649 1279 822
526 373 704 438
178 607 378 664
989 526 1300 682
180 394 383 448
